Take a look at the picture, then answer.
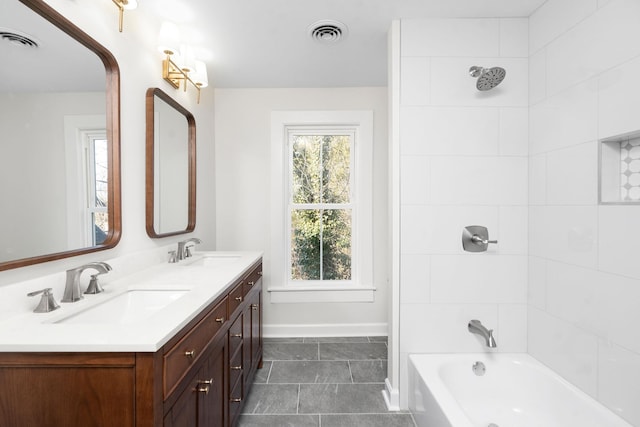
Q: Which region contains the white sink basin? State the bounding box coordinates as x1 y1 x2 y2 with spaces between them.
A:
55 289 189 324
183 254 241 267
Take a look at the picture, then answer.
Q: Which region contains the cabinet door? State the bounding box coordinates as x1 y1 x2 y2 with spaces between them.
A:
249 287 262 370
164 376 199 427
200 341 226 427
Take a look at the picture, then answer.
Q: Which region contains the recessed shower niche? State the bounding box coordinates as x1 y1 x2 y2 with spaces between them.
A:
600 131 640 204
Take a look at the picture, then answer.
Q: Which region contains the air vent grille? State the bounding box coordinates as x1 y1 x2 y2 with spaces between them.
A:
308 20 348 44
0 29 39 48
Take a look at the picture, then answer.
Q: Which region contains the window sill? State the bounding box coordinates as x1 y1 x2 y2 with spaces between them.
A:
268 286 376 303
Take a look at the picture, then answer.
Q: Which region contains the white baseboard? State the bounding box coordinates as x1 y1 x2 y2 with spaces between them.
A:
383 378 401 411
263 322 388 338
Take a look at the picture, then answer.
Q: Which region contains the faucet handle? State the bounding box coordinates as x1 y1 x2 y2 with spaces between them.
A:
27 288 60 313
84 274 105 295
168 250 178 263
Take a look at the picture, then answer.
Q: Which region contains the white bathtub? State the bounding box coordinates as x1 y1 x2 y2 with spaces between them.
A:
408 353 633 427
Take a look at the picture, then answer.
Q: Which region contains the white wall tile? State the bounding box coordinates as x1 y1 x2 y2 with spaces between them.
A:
403 206 497 254
498 206 528 254
430 57 528 107
400 156 429 205
528 307 599 398
528 256 547 310
545 12 600 96
497 304 528 352
598 341 640 426
429 156 528 205
598 205 640 280
401 19 499 58
529 0 598 54
529 154 547 205
400 205 432 254
595 271 640 354
529 49 547 105
546 141 598 205
599 56 640 139
401 57 430 106
400 254 430 305
499 18 528 58
400 303 498 353
546 261 599 333
529 206 598 267
529 81 598 154
596 0 640 75
401 106 502 156
430 255 527 304
499 107 528 156
400 107 430 156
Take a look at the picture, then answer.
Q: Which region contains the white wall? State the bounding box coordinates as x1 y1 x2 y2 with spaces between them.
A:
214 88 388 336
528 0 640 424
0 0 216 286
396 17 529 406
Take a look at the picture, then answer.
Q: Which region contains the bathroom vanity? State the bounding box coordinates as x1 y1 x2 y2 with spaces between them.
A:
0 253 263 427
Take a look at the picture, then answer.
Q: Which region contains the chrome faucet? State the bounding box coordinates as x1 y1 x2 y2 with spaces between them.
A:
62 262 112 302
177 238 202 261
468 319 497 348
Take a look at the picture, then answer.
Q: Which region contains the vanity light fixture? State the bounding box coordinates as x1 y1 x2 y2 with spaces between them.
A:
158 22 209 103
112 0 138 32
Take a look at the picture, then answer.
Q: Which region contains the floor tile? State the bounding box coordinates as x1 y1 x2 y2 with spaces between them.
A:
320 414 415 427
269 361 351 384
242 384 299 414
350 360 387 383
237 414 320 427
320 342 387 360
298 383 388 414
252 361 272 383
263 343 319 361
304 337 370 343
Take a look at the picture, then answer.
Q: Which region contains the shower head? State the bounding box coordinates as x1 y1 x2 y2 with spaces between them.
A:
469 66 506 91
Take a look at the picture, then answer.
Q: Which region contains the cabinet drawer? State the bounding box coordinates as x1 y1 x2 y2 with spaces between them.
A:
229 346 243 391
243 264 262 295
228 315 243 355
228 282 244 315
163 296 228 398
229 380 243 426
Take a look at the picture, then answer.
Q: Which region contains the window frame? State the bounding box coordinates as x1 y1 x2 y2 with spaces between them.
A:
270 111 374 303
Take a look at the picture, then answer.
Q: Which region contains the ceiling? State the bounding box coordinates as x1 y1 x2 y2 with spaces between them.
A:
141 0 548 88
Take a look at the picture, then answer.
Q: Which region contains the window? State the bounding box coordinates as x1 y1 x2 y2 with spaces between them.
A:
270 111 374 303
85 133 109 245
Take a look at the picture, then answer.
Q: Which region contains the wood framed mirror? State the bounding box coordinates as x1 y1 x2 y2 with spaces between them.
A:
145 88 196 238
0 0 121 271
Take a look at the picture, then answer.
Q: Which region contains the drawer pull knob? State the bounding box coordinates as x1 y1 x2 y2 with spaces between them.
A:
196 385 210 394
184 350 196 358
251 304 258 310
231 333 242 338
231 366 242 370
199 378 213 385
247 281 254 286
230 398 242 403
235 296 243 301
258 271 263 276
215 317 225 323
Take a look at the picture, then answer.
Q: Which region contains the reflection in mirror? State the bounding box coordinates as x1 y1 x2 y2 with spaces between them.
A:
0 0 121 270
146 88 196 238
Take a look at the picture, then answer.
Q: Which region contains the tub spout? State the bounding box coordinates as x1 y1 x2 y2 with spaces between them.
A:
468 319 497 348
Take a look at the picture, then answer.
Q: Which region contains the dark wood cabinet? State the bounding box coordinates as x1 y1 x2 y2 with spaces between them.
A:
0 259 263 427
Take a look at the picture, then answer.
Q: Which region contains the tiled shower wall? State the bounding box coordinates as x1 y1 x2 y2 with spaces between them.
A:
528 0 640 424
397 18 529 406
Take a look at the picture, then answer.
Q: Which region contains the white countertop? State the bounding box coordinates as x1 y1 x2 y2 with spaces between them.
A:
0 251 262 352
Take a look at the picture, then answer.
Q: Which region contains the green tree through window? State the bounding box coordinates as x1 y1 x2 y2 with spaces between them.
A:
290 133 353 281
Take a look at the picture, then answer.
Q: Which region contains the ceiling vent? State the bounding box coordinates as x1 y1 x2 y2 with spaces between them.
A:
308 20 348 44
0 28 39 48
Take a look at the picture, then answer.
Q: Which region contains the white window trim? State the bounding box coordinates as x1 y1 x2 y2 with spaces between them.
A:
270 110 374 303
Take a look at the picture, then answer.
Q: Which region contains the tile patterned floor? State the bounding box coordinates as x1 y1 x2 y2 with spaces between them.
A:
238 337 416 427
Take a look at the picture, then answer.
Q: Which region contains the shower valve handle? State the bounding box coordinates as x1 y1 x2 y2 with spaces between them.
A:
471 235 497 245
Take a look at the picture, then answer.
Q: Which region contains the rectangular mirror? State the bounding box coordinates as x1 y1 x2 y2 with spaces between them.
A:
145 88 196 238
0 0 121 271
